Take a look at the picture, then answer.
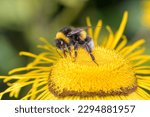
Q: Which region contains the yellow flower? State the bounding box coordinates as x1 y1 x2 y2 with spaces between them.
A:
142 0 150 28
0 11 150 100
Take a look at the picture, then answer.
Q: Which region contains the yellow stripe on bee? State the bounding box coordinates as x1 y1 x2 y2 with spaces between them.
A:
80 30 87 41
56 32 70 43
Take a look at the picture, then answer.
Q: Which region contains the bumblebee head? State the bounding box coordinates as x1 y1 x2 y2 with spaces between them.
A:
55 28 71 45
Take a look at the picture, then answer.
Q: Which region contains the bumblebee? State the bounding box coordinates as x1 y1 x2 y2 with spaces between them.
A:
55 26 98 65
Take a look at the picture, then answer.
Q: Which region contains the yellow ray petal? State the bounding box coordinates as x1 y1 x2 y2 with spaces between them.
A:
127 48 145 59
86 17 93 38
22 87 46 100
135 69 150 74
105 26 114 48
138 78 150 84
36 90 52 100
20 51 54 63
19 51 37 58
37 45 54 52
135 66 150 70
8 67 44 75
126 91 144 100
136 88 150 99
0 84 25 99
93 20 102 46
133 59 150 67
136 75 150 79
111 11 128 49
121 39 145 56
116 35 127 51
119 46 130 55
129 55 150 61
101 37 108 47
138 81 150 90
39 37 56 50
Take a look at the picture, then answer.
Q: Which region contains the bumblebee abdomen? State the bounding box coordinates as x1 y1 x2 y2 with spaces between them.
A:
56 32 70 44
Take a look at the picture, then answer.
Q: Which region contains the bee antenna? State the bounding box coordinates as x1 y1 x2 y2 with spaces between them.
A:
93 60 99 66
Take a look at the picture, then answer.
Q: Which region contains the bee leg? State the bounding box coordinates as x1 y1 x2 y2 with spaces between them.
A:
56 48 63 58
90 53 99 66
68 46 72 57
85 44 99 66
63 50 67 58
64 44 72 57
73 42 78 62
62 48 67 58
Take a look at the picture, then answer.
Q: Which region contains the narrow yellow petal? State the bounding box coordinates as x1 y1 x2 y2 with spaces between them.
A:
116 35 127 51
9 88 21 98
101 37 108 47
37 45 54 52
135 69 150 74
138 78 150 84
137 88 150 99
126 92 144 100
9 67 32 75
20 51 54 63
40 90 51 100
122 39 145 56
30 80 39 99
19 51 37 58
135 66 150 70
137 80 150 91
119 46 130 54
0 85 21 99
22 87 46 100
38 38 58 57
39 37 55 50
86 17 93 38
111 11 128 49
139 80 150 86
138 81 150 90
93 20 102 46
9 66 51 75
133 59 150 67
127 48 145 59
105 26 114 48
0 76 8 79
3 76 24 82
36 90 50 100
129 55 150 61
0 93 3 99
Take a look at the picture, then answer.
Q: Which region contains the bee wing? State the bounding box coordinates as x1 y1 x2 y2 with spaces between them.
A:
67 28 83 36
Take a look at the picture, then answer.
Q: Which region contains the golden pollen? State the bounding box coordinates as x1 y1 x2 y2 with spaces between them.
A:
48 47 137 97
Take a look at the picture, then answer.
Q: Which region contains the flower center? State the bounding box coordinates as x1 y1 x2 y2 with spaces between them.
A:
48 47 137 97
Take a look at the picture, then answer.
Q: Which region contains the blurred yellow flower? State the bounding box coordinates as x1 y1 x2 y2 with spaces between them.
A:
0 11 150 100
142 0 150 28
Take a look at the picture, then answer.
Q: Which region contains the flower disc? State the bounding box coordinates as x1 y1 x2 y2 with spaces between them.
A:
48 47 137 97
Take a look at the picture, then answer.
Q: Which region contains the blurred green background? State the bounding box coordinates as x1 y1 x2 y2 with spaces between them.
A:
0 0 150 98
